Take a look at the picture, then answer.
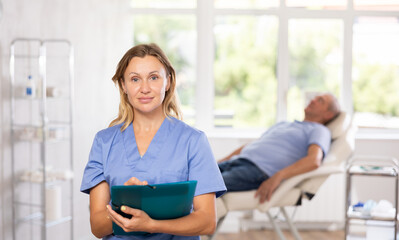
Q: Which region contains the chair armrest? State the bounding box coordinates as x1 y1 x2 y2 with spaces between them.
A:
257 165 344 212
219 166 345 214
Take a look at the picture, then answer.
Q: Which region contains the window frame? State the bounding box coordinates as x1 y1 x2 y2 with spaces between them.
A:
130 0 399 136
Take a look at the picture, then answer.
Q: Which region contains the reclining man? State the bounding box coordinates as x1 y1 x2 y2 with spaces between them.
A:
218 93 340 203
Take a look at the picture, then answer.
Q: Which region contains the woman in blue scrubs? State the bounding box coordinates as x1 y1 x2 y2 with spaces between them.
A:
80 43 226 239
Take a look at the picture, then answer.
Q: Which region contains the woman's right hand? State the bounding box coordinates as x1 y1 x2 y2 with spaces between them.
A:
106 204 155 234
124 177 148 186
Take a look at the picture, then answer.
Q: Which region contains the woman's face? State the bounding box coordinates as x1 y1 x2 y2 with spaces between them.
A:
122 55 170 116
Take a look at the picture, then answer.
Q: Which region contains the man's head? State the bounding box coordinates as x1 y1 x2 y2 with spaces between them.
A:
304 93 340 125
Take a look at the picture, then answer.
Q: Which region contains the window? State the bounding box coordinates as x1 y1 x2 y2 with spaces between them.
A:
133 14 197 125
131 0 196 8
130 0 399 131
354 0 399 11
287 19 343 121
286 0 346 10
214 16 278 128
352 17 399 128
214 0 278 9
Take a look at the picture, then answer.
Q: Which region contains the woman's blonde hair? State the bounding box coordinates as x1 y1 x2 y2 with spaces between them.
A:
109 43 182 131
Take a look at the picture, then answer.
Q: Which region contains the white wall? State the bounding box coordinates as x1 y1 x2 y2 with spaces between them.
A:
0 0 132 239
2 1 399 239
352 138 399 203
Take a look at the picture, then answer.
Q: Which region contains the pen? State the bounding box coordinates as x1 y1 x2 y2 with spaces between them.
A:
147 184 156 189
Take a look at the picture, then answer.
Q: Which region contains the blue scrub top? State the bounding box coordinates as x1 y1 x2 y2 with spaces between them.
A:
80 117 226 240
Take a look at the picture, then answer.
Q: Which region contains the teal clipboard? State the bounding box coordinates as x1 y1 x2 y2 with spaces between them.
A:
111 180 197 236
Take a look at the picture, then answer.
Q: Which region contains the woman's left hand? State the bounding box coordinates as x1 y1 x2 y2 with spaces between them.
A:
124 177 148 186
106 204 155 233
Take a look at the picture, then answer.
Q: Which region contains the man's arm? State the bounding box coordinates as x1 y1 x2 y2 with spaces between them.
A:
255 144 323 203
218 144 246 163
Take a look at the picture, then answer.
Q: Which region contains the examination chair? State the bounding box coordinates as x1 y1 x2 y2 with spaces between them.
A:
210 112 356 240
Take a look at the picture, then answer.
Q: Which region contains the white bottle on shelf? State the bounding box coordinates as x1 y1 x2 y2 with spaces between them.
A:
26 75 36 98
46 87 61 98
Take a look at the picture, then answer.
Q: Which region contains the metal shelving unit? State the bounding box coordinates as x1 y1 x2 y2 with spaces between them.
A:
345 156 399 240
10 39 74 240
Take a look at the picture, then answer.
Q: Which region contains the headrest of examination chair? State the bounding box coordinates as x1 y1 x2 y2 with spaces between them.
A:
326 112 351 140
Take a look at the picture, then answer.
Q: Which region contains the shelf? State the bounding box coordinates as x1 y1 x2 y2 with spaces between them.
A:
12 123 72 128
12 96 70 101
12 125 70 142
18 178 73 186
19 169 74 183
14 201 41 208
12 54 41 59
347 206 398 222
345 156 399 240
45 216 72 228
349 165 398 177
17 212 72 227
12 138 70 144
10 38 74 240
17 212 43 224
347 219 397 230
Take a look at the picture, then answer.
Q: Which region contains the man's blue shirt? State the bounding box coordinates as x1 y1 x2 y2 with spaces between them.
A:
238 120 331 177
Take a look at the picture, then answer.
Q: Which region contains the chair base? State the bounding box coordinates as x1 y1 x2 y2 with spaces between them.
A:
209 207 302 240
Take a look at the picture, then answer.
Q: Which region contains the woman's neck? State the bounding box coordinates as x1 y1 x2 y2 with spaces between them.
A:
133 110 166 133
